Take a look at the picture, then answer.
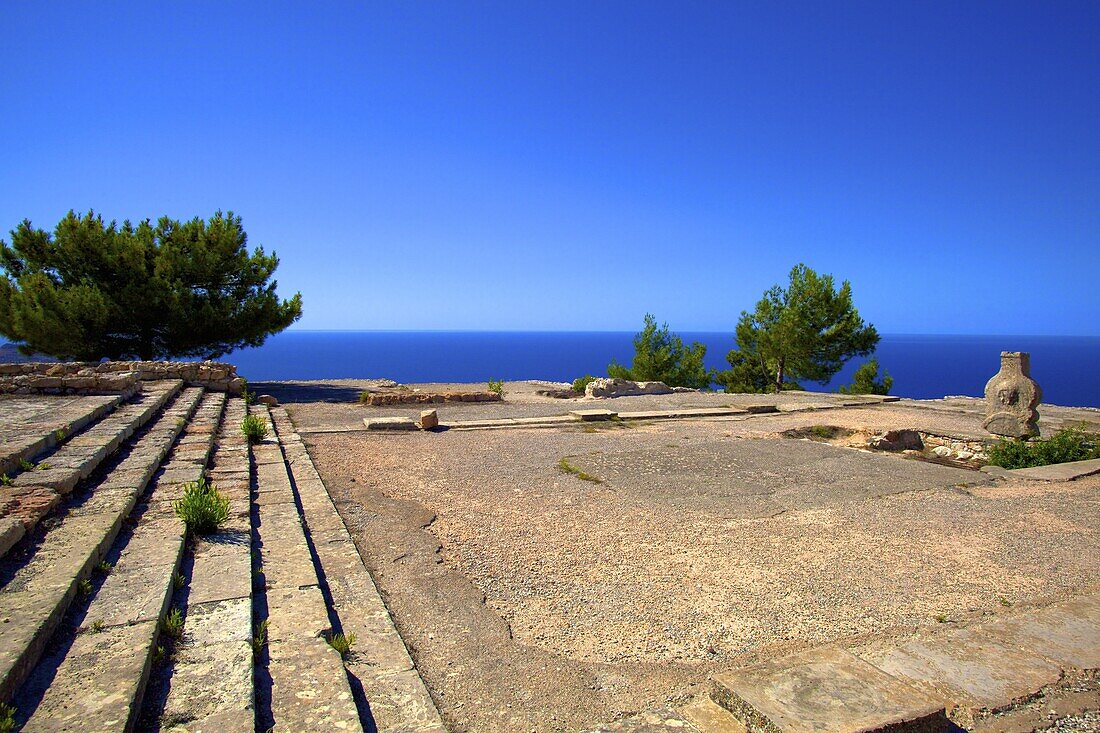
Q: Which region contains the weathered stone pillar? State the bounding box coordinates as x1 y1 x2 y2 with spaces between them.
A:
982 351 1042 438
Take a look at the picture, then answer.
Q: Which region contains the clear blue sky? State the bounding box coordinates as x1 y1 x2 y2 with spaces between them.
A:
2 2 1097 335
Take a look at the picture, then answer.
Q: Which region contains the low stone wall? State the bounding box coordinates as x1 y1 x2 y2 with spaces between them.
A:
0 361 244 395
919 432 991 462
362 391 502 406
0 369 141 397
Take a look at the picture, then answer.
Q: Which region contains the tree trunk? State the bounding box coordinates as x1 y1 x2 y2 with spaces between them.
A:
774 356 785 393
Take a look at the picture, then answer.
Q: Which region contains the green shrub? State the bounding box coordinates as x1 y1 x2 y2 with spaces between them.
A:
357 390 372 403
173 478 231 535
987 427 1100 470
240 414 269 444
572 375 596 393
487 379 504 396
838 358 893 395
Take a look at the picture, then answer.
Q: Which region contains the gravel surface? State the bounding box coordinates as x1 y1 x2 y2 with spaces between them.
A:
294 398 1100 733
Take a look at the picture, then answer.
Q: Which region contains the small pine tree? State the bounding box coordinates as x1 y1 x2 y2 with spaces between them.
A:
838 358 893 395
608 314 712 389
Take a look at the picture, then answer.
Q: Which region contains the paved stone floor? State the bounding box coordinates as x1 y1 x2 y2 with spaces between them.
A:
293 384 1100 732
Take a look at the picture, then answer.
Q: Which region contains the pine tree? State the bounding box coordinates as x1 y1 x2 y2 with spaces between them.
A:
718 264 878 393
609 314 712 389
0 210 302 360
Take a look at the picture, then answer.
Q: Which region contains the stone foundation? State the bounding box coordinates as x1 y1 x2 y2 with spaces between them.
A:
361 391 502 406
0 361 244 395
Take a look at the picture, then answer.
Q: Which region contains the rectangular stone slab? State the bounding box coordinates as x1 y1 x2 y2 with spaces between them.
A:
570 409 618 421
363 416 418 431
859 628 1062 715
712 647 948 733
975 596 1100 669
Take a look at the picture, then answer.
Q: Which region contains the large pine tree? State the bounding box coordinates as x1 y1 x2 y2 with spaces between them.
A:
0 210 302 360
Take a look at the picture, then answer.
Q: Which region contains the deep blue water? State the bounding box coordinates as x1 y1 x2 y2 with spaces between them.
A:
223 331 1100 408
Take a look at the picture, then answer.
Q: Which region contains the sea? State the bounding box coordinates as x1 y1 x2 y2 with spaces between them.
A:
213 331 1100 409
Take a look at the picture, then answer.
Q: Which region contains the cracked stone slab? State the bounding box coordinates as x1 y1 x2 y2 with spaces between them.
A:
19 618 158 733
267 638 363 732
859 628 1062 718
712 647 949 733
975 596 1100 669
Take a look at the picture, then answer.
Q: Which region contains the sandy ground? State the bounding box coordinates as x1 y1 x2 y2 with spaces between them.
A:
289 388 1100 733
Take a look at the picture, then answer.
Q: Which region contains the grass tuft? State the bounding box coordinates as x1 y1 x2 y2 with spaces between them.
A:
0 474 11 487
95 560 113 574
162 607 184 642
173 478 231 535
172 571 186 590
557 458 604 483
77 578 93 596
240 414 270 444
90 619 105 633
325 631 356 659
253 619 269 659
0 703 14 733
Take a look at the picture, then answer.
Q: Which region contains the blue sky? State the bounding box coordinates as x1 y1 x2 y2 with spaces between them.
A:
1 2 1097 334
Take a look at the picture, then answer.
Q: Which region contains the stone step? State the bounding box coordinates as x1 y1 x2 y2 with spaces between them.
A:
152 396 255 732
252 405 363 732
270 406 445 733
0 394 122 480
0 386 204 704
1 382 184 550
711 647 950 733
13 391 226 732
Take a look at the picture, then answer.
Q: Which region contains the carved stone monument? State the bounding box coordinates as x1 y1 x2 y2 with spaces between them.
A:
982 351 1042 438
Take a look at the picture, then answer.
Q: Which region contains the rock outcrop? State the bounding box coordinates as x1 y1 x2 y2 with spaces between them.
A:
584 378 674 399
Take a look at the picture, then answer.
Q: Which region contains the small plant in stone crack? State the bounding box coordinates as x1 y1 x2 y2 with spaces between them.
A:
240 414 270 444
90 619 105 633
162 607 185 642
77 578 93 596
172 571 186 590
173 478 231 535
54 427 67 441
0 474 11 487
36 461 51 471
557 458 604 484
487 379 504 396
95 560 113 574
0 702 15 733
324 631 356 659
252 619 268 660
18 459 35 472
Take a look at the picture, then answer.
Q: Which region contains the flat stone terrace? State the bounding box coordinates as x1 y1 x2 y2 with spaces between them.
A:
280 380 1100 733
0 380 435 731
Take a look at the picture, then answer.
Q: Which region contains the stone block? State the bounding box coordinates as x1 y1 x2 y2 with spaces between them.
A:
364 416 418 431
570 409 619 421
419 409 439 430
